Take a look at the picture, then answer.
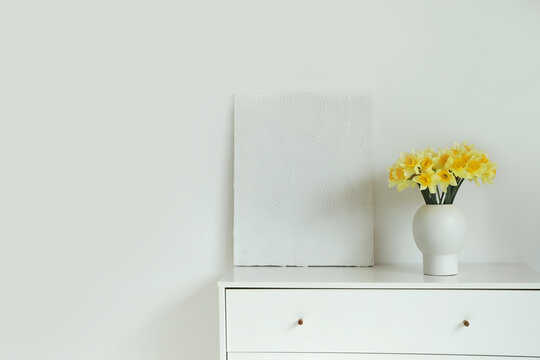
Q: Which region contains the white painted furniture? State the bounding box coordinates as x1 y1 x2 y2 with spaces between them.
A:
218 264 540 360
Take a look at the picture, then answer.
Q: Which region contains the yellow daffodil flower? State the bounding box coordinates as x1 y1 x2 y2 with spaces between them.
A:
435 151 450 170
413 170 438 194
388 164 415 192
399 152 420 177
481 162 497 184
466 159 483 177
448 154 470 179
388 141 496 204
436 169 457 192
419 156 433 171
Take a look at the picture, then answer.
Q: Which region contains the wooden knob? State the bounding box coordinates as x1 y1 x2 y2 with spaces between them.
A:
297 318 304 326
463 320 470 327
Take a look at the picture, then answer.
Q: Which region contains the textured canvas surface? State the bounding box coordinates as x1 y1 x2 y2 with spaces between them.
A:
234 93 373 266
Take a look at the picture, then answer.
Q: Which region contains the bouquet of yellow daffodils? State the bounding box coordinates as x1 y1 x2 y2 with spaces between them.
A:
388 142 497 204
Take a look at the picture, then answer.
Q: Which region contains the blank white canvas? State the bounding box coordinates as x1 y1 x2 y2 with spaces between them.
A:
234 93 373 266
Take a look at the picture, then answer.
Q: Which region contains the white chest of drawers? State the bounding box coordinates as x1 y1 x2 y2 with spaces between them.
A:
218 264 540 360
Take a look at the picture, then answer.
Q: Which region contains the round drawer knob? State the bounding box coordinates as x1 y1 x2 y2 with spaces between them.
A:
463 320 470 327
297 318 304 326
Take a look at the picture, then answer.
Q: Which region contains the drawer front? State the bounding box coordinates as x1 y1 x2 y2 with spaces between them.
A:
226 289 540 356
229 354 531 360
229 354 530 360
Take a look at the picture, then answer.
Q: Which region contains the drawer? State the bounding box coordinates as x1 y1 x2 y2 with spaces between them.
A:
229 354 529 360
226 289 540 356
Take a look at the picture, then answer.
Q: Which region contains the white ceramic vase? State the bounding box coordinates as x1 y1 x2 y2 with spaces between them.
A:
412 204 466 276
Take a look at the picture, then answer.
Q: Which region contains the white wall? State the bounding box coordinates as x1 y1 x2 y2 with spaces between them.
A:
1 0 539 359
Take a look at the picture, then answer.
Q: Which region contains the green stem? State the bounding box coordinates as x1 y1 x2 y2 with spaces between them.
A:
418 184 429 204
418 184 436 204
444 177 465 204
453 178 465 202
443 185 454 204
421 189 431 204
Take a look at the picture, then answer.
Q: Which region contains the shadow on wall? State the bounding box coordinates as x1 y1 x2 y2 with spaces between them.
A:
373 166 423 264
144 101 236 359
167 282 220 359
131 281 221 360
138 105 233 359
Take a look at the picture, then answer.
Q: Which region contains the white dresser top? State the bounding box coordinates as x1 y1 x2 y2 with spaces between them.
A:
218 264 540 290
